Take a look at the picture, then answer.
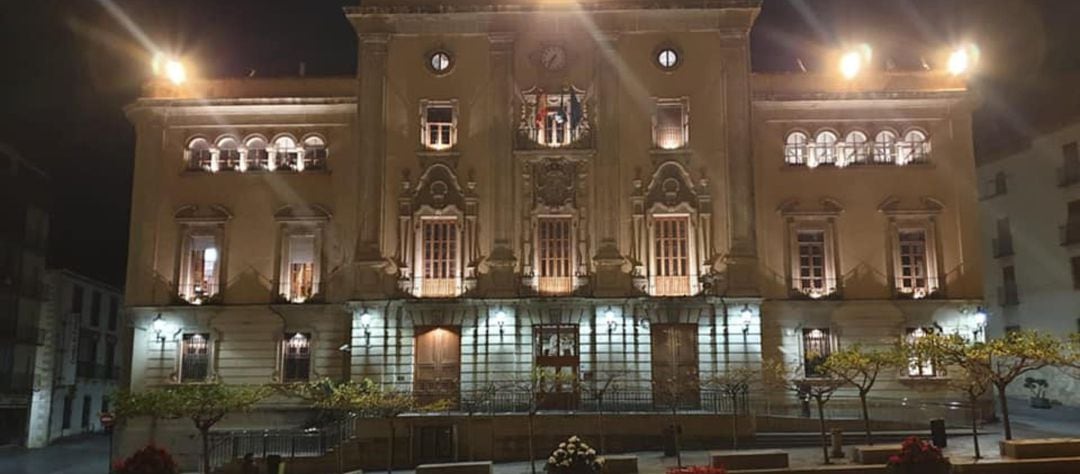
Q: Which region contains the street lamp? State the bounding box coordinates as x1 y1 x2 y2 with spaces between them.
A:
740 305 753 336
495 309 507 334
973 307 988 340
604 308 618 333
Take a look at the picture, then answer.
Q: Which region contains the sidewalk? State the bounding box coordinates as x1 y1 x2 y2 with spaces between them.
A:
0 434 109 474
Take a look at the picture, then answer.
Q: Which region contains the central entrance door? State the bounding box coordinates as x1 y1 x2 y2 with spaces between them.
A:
651 324 700 409
414 326 461 407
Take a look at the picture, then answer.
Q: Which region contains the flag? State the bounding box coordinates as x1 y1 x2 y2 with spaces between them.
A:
569 88 582 129
535 90 547 129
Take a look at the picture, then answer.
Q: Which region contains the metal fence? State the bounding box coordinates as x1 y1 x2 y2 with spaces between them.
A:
208 414 357 470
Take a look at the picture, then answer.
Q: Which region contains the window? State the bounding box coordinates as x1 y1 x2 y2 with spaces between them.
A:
81 396 92 429
108 297 118 331
654 99 688 150
422 102 456 151
180 333 210 382
657 48 679 70
105 340 116 379
282 234 317 303
273 136 298 171
186 138 211 171
873 130 897 163
905 327 937 377
180 234 220 304
77 331 97 378
536 217 574 295
62 395 73 429
1002 265 1019 306
429 51 453 74
282 333 311 383
534 324 579 409
898 130 930 164
993 172 1008 196
301 136 327 171
840 131 869 166
244 136 268 172
1072 256 1080 290
994 217 1014 257
795 230 827 296
216 137 240 171
896 229 930 297
90 291 101 327
1062 142 1080 186
811 130 838 167
101 397 110 415
1066 200 1080 245
653 216 691 296
785 131 809 165
526 89 587 148
802 328 831 378
70 285 84 315
421 218 459 298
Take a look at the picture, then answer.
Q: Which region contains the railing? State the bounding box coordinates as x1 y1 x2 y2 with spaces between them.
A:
1058 166 1080 187
653 276 692 297
420 278 459 298
786 141 930 168
537 277 574 295
992 237 1014 258
750 394 980 426
791 277 839 299
1061 223 1080 246
208 414 358 471
439 388 748 415
515 127 593 151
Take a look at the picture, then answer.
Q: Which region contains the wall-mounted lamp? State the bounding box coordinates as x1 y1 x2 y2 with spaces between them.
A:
495 310 507 334
604 308 618 333
740 305 753 336
973 307 988 340
152 314 167 342
360 311 372 334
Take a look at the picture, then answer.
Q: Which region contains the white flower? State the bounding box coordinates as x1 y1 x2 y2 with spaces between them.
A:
559 442 567 449
587 449 596 455
548 457 557 464
569 436 581 442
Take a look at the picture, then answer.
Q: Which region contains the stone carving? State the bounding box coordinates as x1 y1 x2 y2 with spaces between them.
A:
534 158 577 209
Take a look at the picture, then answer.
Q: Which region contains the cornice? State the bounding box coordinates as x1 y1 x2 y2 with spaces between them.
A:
347 0 761 16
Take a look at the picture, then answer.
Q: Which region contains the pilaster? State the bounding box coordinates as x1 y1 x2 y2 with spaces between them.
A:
354 33 392 298
486 33 518 296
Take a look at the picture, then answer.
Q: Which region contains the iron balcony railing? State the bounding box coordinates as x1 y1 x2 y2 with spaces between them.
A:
992 237 1014 258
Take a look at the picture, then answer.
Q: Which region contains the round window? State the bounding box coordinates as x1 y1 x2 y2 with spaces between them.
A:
657 48 679 70
429 51 453 74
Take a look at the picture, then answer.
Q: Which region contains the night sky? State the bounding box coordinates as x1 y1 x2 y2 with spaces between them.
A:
2 0 1077 288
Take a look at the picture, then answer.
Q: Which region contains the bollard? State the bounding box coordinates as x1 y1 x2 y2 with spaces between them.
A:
830 428 845 458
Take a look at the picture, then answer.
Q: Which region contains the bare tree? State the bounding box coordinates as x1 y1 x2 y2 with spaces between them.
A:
581 372 622 454
819 344 904 445
504 368 578 474
703 366 757 450
765 359 845 464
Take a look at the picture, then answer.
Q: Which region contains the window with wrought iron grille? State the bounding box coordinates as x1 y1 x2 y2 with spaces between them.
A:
785 131 808 165
653 215 691 296
181 333 210 382
796 230 827 295
536 216 573 295
283 234 317 303
802 328 831 378
422 102 456 151
181 234 220 303
421 218 458 297
282 333 311 382
811 131 838 166
897 230 929 295
654 99 688 150
905 327 936 377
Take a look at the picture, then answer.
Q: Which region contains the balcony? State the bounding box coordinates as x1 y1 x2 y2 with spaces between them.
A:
514 127 593 152
791 277 840 300
652 276 692 297
1058 166 1080 188
992 238 1015 258
420 278 459 298
537 276 574 296
1061 223 1080 247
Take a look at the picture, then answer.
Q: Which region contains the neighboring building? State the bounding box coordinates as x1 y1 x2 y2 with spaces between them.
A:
0 144 50 447
119 0 984 468
977 83 1080 406
25 270 125 448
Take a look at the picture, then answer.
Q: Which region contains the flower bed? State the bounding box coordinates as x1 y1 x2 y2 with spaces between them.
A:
666 466 727 474
546 436 604 474
886 436 949 474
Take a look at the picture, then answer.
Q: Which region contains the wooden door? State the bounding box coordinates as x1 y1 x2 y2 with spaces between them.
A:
651 324 700 409
415 327 461 407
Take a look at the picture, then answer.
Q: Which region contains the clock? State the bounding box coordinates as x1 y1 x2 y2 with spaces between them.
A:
539 45 567 71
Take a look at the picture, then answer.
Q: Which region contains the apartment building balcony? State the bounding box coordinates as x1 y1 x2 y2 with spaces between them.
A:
1058 166 1080 188
1061 223 1080 247
514 127 594 153
997 285 1020 307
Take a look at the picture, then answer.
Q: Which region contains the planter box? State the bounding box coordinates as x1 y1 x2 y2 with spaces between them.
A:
603 455 638 474
416 461 493 474
851 445 901 465
1000 438 1080 459
709 449 789 470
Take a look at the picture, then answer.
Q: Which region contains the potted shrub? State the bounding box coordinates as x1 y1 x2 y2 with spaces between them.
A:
886 437 949 474
113 444 180 474
1023 377 1052 409
545 436 604 474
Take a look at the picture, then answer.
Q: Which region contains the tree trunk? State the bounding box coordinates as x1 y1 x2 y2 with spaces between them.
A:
200 427 211 474
731 393 739 451
816 398 831 464
859 392 872 445
671 406 682 468
970 394 981 460
598 407 606 455
466 414 473 461
997 384 1013 440
528 412 537 474
387 418 395 474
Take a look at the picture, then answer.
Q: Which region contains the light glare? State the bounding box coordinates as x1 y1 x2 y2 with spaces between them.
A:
948 45 979 76
839 44 872 80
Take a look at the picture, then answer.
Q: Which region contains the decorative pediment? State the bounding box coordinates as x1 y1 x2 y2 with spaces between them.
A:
174 204 232 223
637 161 705 214
878 195 944 216
274 204 332 223
777 197 845 217
405 163 473 215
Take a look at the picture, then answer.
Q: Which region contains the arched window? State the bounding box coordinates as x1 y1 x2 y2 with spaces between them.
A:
273 136 298 171
186 138 211 171
899 129 930 164
812 130 838 167
302 135 327 171
784 131 809 165
216 137 239 171
873 130 898 164
244 136 268 171
840 131 869 166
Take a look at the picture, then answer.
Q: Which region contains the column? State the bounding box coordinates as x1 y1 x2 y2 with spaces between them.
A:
354 33 391 297
723 41 759 295
485 33 518 296
592 32 629 296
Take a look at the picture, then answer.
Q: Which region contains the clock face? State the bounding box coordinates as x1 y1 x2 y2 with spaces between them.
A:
539 45 567 71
